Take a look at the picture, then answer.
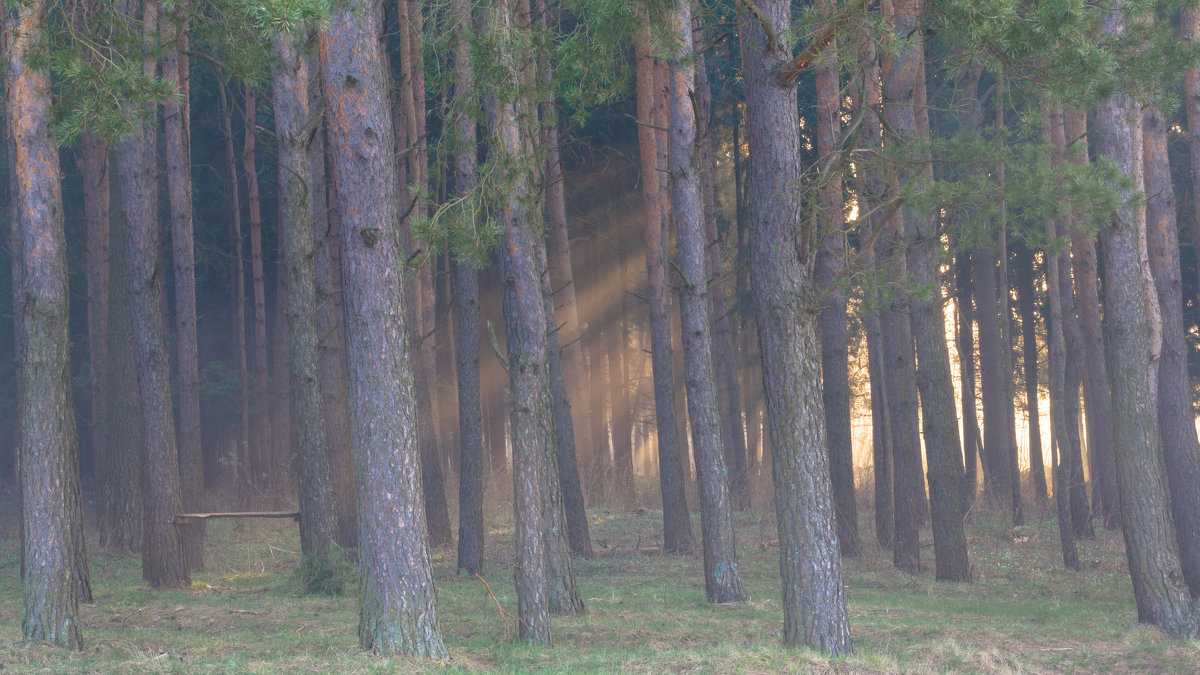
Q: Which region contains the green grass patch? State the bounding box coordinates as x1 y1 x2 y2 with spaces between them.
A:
1 501 1198 673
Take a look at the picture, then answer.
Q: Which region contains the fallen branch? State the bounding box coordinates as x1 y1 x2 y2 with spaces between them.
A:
474 573 514 640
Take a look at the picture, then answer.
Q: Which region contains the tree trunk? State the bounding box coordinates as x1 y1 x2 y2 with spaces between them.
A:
955 252 981 510
740 0 852 654
1062 110 1120 530
669 1 746 604
812 2 859 557
1183 7 1200 360
81 130 109 521
113 0 189 590
451 0 485 576
271 274 294 501
243 86 272 496
973 247 1014 507
217 79 251 507
318 3 448 654
1144 105 1200 597
272 28 340 588
6 0 86 646
1014 243 1048 504
634 23 694 555
1093 5 1197 635
490 0 553 644
161 14 204 568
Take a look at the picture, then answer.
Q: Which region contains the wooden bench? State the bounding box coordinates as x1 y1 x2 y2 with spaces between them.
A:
171 511 300 525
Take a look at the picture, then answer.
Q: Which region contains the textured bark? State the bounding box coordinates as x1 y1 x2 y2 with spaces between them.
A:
955 253 981 509
113 0 189 590
451 0 484 576
100 200 144 553
669 2 746 604
1014 243 1048 504
1144 106 1200 597
1184 8 1200 356
740 0 852 654
973 247 1014 505
851 30 892 549
812 0 859 557
271 275 294 501
319 3 447 654
161 16 204 569
243 86 272 494
883 0 968 579
491 0 552 644
634 25 694 555
1062 111 1120 529
272 29 339 584
6 0 86 646
81 130 109 513
1093 6 1198 635
217 80 251 506
311 44 356 548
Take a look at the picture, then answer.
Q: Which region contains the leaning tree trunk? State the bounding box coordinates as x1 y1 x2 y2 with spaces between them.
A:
161 13 204 569
271 27 339 588
669 1 747 604
813 0 859 557
1144 105 1200 597
5 0 86 647
634 23 695 555
740 0 852 654
1093 4 1198 636
318 2 448 655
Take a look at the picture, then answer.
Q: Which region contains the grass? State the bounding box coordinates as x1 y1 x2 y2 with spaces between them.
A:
1 494 1198 673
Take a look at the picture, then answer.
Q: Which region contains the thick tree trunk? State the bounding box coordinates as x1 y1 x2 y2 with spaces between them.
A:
812 0 859 557
1144 105 1200 597
883 0 968 580
318 3 448 654
490 0 552 644
1093 6 1197 635
243 86 272 496
272 29 339 588
113 0 189 590
161 15 204 569
669 1 746 604
740 0 852 654
634 24 694 555
1014 243 1048 504
1183 8 1200 355
6 0 86 646
1062 110 1120 529
451 0 485 576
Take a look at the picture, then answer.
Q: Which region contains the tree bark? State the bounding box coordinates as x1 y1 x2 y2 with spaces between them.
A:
243 86 272 496
81 130 109 524
812 0 859 557
1093 4 1198 636
634 23 694 555
1144 105 1200 597
271 28 340 587
5 0 86 646
1062 110 1120 530
740 0 852 654
491 0 552 644
318 3 448 654
669 1 746 604
113 0 189 590
161 13 204 569
451 0 485 576
1014 242 1048 504
955 252 981 510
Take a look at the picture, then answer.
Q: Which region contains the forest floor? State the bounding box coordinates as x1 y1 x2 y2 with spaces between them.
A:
1 488 1198 674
